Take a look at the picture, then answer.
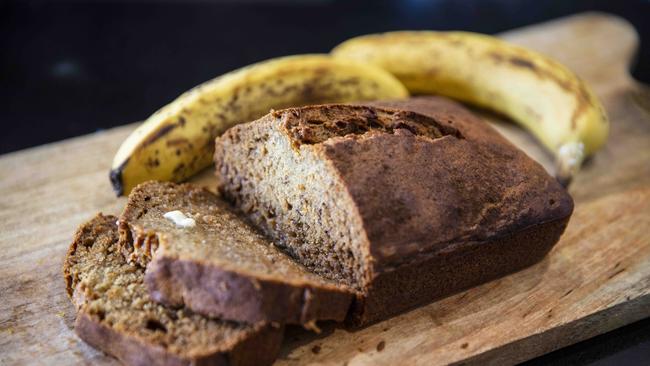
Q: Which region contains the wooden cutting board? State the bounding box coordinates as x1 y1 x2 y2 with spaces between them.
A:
1 12 648 366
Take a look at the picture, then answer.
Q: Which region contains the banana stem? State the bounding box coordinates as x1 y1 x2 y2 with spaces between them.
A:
555 141 585 187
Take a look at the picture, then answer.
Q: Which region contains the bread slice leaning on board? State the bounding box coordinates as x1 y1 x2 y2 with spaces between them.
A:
214 96 574 326
63 214 284 366
116 181 353 326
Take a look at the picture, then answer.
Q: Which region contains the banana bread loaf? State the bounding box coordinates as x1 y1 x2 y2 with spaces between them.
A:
63 214 283 366
214 96 574 325
117 181 353 325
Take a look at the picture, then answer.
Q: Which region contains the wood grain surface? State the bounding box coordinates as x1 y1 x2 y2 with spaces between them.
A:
1 12 648 366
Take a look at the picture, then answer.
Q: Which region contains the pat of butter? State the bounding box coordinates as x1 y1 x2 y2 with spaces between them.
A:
163 210 196 228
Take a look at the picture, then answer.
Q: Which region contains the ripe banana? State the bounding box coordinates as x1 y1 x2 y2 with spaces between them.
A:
332 31 609 185
110 54 408 195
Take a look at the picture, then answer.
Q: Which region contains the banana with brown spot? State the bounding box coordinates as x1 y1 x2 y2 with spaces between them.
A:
110 54 409 195
332 31 609 184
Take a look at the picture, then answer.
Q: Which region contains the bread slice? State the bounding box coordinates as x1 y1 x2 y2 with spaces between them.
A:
117 181 353 325
63 214 283 366
214 96 574 325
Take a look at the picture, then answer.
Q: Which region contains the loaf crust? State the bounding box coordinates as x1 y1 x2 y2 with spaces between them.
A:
63 214 284 366
214 96 573 326
118 181 352 325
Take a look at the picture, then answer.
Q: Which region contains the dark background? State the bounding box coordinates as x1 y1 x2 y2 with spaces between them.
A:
1 0 649 364
1 0 649 154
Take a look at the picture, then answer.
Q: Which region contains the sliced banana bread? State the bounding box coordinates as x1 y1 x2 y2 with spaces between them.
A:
117 181 353 325
63 214 283 366
214 96 574 325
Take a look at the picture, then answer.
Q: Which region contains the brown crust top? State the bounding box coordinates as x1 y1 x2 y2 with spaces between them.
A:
320 97 573 270
63 214 283 366
118 181 353 324
278 104 462 147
